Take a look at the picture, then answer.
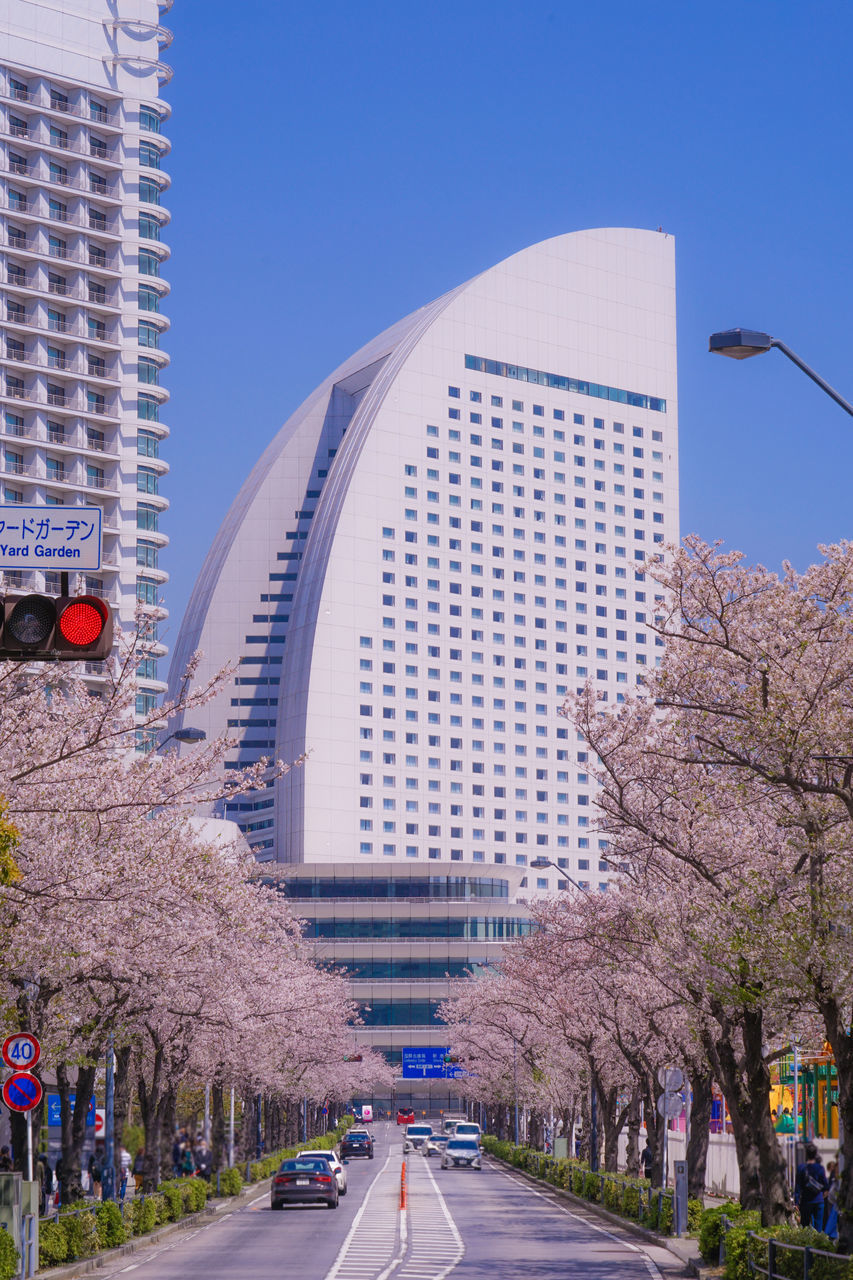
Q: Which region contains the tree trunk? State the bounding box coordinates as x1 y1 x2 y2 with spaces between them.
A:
687 1067 713 1202
113 1044 133 1181
211 1079 226 1171
816 994 853 1252
57 1060 97 1204
137 1046 173 1191
625 1087 641 1176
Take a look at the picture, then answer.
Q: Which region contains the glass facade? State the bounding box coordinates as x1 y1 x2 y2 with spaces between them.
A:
278 875 509 901
303 915 533 940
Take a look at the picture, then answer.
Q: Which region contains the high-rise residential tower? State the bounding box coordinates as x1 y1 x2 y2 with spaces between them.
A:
171 229 679 893
1 1 171 697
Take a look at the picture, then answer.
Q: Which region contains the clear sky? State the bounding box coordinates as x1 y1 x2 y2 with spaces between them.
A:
162 0 853 661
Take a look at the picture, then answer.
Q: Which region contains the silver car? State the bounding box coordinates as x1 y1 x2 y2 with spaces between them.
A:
441 1138 482 1170
403 1123 433 1153
296 1149 347 1195
422 1133 451 1159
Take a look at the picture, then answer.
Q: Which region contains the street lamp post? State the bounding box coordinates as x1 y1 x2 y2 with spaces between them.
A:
530 857 598 1170
708 329 853 418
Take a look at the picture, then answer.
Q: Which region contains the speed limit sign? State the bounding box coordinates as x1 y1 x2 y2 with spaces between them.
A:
2 1034 40 1071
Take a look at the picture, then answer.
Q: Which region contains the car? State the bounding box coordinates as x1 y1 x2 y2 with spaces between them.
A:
441 1114 467 1134
441 1138 482 1170
422 1133 451 1158
270 1157 339 1209
397 1109 415 1125
453 1122 482 1141
402 1123 433 1152
341 1128 374 1159
296 1149 347 1195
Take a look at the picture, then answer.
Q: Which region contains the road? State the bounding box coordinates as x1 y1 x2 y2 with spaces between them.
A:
92 1123 689 1279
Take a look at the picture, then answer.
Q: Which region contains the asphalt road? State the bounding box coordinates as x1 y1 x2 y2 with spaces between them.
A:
90 1123 689 1279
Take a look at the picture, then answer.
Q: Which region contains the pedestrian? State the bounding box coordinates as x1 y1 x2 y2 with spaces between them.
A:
118 1145 132 1201
171 1135 183 1179
0 1146 12 1172
795 1142 829 1230
180 1144 195 1178
88 1142 105 1201
640 1144 654 1178
132 1147 145 1193
36 1154 50 1215
193 1140 212 1181
823 1159 839 1239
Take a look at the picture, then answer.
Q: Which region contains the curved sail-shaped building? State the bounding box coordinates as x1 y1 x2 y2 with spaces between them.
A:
170 228 679 884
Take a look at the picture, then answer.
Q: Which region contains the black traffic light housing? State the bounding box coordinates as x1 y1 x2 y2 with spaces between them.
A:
1 594 113 661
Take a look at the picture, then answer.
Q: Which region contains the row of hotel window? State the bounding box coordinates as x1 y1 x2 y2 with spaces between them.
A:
4 75 164 130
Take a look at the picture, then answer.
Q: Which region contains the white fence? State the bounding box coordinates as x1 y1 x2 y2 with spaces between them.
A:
617 1129 840 1198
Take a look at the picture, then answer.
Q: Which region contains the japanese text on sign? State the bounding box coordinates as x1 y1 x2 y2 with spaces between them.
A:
0 507 102 571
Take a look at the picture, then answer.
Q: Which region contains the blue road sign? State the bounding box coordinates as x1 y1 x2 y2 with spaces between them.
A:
46 1094 96 1126
401 1047 463 1079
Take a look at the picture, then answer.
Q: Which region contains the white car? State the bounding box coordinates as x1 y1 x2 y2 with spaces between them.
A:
296 1149 347 1195
441 1138 482 1170
453 1122 482 1142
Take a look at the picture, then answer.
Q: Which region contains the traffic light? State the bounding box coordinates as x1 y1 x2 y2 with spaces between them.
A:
343 1054 363 1063
0 595 113 661
443 1054 460 1064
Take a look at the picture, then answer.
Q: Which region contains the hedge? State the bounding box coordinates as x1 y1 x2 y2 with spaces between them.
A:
39 1114 358 1270
0 1229 17 1280
719 1216 853 1280
480 1135 703 1237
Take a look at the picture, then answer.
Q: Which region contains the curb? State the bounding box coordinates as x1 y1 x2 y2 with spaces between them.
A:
487 1155 708 1276
40 1177 272 1280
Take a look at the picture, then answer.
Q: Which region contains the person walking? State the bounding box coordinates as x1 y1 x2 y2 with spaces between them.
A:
794 1142 829 1230
193 1140 212 1181
180 1144 195 1178
0 1146 12 1172
132 1147 145 1193
88 1143 106 1201
118 1145 133 1200
640 1144 654 1178
823 1159 839 1239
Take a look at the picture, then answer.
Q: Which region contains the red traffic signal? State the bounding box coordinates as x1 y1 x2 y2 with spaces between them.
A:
1 595 113 661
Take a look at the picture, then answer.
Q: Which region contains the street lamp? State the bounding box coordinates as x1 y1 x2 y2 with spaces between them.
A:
530 857 598 1171
708 329 853 418
160 726 207 747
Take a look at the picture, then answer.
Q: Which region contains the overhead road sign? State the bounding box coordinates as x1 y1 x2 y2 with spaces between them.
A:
402 1047 464 1079
1 1034 40 1071
2 1072 42 1113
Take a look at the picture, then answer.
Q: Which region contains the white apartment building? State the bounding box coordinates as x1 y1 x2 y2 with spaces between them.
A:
171 229 679 894
0 1 171 697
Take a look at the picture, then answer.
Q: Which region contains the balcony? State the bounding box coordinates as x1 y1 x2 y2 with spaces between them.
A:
0 87 120 130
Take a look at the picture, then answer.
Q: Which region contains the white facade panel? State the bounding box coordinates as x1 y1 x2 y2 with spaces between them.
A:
171 229 679 893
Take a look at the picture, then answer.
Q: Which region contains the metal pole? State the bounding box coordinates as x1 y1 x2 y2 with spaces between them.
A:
204 1085 210 1145
590 1082 599 1172
228 1088 235 1168
102 1033 115 1201
770 339 853 418
663 1116 669 1190
255 1094 262 1160
513 1040 519 1145
793 1044 800 1137
302 1098 308 1145
26 1110 32 1184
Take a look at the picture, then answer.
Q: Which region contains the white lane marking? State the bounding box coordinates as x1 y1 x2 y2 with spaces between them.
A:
324 1151 400 1280
493 1165 664 1279
392 1153 464 1280
375 1210 408 1280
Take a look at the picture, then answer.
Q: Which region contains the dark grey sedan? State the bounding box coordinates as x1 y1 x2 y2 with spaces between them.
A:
270 1157 339 1209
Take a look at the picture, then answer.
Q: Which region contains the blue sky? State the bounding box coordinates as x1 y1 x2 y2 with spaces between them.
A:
162 0 853 659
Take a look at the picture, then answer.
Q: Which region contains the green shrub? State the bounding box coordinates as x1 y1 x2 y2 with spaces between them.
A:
131 1196 158 1237
38 1220 67 1269
94 1200 126 1249
697 1202 749 1263
158 1183 184 1222
623 1183 641 1220
217 1167 243 1196
742 1225 848 1280
571 1167 586 1195
583 1170 601 1202
62 1209 99 1259
0 1228 17 1280
721 1211 762 1280
659 1194 674 1235
644 1195 660 1231
687 1198 704 1235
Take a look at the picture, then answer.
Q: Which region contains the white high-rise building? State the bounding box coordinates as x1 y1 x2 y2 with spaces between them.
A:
1 1 171 696
171 229 679 892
